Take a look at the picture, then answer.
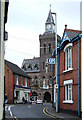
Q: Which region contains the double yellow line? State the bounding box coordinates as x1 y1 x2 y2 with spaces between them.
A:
43 106 56 119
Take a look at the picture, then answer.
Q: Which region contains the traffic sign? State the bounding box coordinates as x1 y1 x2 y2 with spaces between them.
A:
47 58 55 64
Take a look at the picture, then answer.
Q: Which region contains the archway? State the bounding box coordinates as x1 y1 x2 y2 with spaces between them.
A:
31 91 38 101
44 92 51 103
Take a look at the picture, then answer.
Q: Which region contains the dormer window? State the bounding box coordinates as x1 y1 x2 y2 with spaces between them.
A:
34 64 39 70
28 64 32 70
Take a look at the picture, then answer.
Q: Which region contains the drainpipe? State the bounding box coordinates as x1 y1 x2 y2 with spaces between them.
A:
78 38 81 117
58 49 60 112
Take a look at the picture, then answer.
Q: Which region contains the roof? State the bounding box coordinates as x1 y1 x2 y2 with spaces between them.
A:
24 57 40 61
46 9 54 24
60 29 82 48
5 60 31 79
65 29 82 39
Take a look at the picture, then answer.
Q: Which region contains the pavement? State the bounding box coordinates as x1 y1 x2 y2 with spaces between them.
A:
46 105 82 120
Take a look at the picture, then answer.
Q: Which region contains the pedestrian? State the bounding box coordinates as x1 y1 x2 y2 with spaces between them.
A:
22 96 25 104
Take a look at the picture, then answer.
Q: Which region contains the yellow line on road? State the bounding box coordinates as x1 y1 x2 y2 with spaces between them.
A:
43 106 56 119
13 116 19 120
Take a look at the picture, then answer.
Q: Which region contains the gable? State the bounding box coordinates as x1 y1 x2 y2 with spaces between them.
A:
60 31 70 47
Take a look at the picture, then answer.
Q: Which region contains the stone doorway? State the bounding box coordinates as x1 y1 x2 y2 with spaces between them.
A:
31 91 38 102
44 91 51 103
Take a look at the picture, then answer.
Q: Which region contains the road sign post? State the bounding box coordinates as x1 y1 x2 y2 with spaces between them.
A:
51 12 58 113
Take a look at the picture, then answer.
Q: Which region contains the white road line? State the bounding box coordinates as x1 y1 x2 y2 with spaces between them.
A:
5 106 8 111
8 105 14 116
28 106 31 107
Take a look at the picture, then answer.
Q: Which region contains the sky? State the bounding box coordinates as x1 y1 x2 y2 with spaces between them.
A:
5 0 81 67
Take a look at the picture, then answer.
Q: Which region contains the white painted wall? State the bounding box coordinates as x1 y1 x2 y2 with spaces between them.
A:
0 2 5 120
14 88 30 103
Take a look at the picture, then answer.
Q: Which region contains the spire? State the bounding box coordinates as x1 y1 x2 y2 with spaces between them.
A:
46 5 54 24
44 5 55 34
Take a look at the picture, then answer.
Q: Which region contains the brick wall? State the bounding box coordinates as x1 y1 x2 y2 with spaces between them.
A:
59 40 79 112
53 39 79 112
5 64 14 103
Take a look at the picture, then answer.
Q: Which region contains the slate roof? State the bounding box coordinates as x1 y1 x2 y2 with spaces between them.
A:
65 29 82 40
5 60 31 79
46 9 54 23
60 29 82 48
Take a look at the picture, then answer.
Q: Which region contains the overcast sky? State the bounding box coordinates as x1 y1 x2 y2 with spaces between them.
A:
5 0 81 67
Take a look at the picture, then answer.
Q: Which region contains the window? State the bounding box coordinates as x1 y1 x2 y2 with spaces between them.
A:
63 80 73 103
50 76 52 85
48 43 51 53
43 77 46 87
34 76 38 85
43 62 45 70
16 75 19 85
21 77 23 86
25 78 27 87
44 44 46 53
65 84 72 100
64 43 73 71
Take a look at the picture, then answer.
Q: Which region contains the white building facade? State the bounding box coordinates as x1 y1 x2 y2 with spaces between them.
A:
0 2 5 119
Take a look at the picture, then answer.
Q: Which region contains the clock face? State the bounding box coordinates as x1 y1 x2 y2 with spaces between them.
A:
53 25 55 30
46 24 51 30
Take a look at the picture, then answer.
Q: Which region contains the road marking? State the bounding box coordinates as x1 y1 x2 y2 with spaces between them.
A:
13 116 19 120
5 106 8 111
28 105 31 107
7 105 19 120
8 106 13 116
43 106 56 118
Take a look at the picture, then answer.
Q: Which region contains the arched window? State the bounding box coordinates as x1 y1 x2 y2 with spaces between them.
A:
42 76 46 87
34 76 38 86
44 44 46 53
50 76 52 85
43 62 45 70
48 43 51 53
64 43 73 71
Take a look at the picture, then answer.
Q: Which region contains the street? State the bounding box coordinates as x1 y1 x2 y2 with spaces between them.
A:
5 103 58 120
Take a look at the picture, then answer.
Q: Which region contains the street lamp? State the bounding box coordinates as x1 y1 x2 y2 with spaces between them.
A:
51 12 58 113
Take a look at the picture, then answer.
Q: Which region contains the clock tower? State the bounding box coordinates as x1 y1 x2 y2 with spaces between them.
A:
45 8 55 33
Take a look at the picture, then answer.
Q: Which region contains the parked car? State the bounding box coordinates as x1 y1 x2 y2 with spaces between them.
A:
36 99 43 105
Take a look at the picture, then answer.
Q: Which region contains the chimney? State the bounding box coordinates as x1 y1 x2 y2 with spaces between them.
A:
65 24 67 29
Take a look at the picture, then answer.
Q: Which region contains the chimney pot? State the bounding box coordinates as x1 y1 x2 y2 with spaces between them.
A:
65 24 67 29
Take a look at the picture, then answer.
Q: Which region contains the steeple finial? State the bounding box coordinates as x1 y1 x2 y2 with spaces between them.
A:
50 4 51 9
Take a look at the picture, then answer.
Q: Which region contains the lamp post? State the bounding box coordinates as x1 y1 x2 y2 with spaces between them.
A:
51 12 58 113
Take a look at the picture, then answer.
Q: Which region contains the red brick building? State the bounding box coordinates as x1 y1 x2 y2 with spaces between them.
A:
53 26 82 117
5 60 31 104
